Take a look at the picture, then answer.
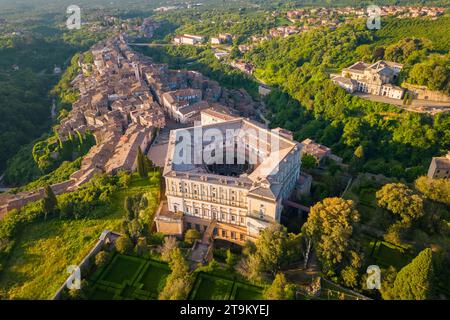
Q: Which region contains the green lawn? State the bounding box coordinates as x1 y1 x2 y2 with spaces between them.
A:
138 261 171 294
189 273 263 300
372 241 412 269
100 255 145 286
0 174 160 299
89 254 170 300
231 283 263 300
90 287 116 300
360 234 412 270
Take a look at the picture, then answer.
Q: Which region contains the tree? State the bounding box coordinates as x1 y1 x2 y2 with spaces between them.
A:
95 251 110 268
384 248 435 300
43 184 57 220
226 249 236 271
380 266 398 299
115 236 133 254
184 229 201 245
376 183 424 224
238 223 302 281
161 236 178 262
237 252 263 282
414 176 450 205
340 266 359 288
136 146 147 178
159 247 192 300
354 145 364 159
263 273 295 300
301 154 317 169
135 237 148 257
254 223 300 277
302 198 360 274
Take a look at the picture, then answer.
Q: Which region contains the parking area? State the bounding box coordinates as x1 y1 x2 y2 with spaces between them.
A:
147 119 186 167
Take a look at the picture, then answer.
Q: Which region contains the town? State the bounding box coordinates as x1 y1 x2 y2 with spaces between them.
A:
0 0 449 305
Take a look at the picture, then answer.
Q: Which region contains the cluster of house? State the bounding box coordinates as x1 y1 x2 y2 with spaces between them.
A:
375 6 445 18
1 33 260 218
210 33 233 45
286 8 342 29
173 33 233 46
228 60 255 75
121 17 161 38
173 34 205 45
300 139 343 165
268 26 301 38
332 60 405 99
286 6 445 23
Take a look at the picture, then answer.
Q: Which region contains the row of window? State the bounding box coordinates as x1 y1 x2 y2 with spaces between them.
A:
186 222 246 242
170 181 246 203
185 206 247 226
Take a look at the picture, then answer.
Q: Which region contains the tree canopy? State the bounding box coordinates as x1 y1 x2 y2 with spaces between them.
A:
302 197 360 273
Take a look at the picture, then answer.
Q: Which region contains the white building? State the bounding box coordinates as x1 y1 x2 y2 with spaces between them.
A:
338 60 405 99
155 110 302 243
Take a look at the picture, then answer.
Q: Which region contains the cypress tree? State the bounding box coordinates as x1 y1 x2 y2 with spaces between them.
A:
136 146 147 178
388 248 434 300
43 185 57 220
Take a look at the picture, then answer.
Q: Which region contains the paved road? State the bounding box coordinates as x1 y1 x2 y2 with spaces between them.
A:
354 92 450 114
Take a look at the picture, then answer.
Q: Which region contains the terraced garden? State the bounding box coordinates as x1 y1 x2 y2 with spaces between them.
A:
89 254 170 300
188 272 263 300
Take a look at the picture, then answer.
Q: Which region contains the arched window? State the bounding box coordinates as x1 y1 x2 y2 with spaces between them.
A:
259 204 265 219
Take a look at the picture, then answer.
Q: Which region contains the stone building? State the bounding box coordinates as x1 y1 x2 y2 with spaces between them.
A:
427 151 450 179
155 110 302 244
334 60 405 99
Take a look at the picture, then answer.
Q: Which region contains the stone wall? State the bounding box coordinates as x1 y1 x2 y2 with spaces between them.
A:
52 230 121 300
403 83 450 102
0 179 76 218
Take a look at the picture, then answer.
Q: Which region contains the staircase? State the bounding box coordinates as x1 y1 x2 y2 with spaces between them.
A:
202 219 217 245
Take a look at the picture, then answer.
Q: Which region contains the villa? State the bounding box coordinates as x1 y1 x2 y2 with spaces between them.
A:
332 60 405 99
155 109 302 244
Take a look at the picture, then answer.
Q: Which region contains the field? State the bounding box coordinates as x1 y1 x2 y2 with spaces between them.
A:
189 272 264 300
368 239 412 270
89 254 170 300
0 174 160 299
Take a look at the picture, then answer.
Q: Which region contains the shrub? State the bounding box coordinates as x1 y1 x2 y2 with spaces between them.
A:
95 251 110 268
135 237 149 257
184 229 201 245
115 236 133 255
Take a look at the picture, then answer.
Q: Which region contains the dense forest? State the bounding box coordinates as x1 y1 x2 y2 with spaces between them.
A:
0 18 108 184
243 16 450 181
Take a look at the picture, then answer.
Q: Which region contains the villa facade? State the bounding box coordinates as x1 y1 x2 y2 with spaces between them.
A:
155 110 301 244
332 60 405 99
